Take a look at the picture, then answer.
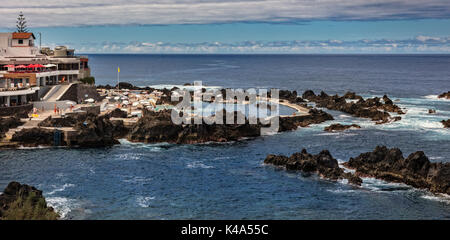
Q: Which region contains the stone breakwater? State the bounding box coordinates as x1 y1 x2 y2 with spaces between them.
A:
0 182 59 220
264 146 450 195
302 90 404 124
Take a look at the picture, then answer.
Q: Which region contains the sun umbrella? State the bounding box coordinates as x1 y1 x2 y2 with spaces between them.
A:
15 65 27 68
4 64 15 68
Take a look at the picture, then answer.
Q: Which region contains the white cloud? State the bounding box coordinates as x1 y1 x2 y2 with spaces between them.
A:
62 36 450 53
0 0 449 27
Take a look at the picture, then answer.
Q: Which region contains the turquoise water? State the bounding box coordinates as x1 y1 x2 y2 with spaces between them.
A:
1 54 449 219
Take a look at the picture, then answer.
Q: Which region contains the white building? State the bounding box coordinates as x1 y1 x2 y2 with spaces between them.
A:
0 32 90 108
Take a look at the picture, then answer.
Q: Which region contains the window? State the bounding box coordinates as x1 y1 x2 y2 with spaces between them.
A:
18 39 23 44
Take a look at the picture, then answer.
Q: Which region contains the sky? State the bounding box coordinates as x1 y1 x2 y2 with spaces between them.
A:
0 0 449 53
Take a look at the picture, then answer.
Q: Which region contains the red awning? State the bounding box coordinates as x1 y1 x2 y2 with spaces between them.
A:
4 65 15 68
15 65 28 68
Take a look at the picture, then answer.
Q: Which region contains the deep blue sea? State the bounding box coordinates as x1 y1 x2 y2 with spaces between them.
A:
1 54 450 219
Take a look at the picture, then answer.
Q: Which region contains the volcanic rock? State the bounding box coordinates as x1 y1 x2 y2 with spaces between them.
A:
0 182 59 220
324 123 361 132
302 90 404 124
442 119 450 128
344 146 450 194
128 109 262 144
438 91 450 99
0 116 24 138
264 149 362 185
279 108 334 131
109 108 128 118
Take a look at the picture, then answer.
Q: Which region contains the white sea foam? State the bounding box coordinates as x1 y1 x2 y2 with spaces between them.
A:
136 196 155 208
47 183 75 195
46 197 80 219
17 145 52 149
421 193 450 204
187 161 214 169
123 176 153 184
361 177 410 192
423 95 439 100
327 188 356 194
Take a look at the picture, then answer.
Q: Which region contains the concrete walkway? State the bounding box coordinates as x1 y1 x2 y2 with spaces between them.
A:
42 84 73 102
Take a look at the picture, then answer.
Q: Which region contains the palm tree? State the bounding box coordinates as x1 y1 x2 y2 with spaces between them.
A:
16 12 28 33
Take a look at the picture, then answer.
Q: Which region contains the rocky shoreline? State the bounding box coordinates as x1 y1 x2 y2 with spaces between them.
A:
324 123 361 132
302 90 403 124
2 84 448 148
264 146 450 195
0 182 59 220
264 149 363 185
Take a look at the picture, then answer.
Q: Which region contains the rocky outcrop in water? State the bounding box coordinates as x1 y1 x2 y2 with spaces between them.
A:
128 109 262 144
264 149 362 185
442 119 450 128
68 114 121 147
279 109 334 131
324 123 361 132
279 90 305 104
0 182 59 220
438 91 450 99
302 90 403 124
343 146 450 195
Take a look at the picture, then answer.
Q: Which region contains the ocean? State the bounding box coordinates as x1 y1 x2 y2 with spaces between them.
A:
1 54 449 219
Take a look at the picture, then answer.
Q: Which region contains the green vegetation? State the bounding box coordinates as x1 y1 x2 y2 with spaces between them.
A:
80 76 96 85
1 192 59 220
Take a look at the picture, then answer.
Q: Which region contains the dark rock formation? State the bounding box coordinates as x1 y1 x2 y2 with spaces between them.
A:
264 149 362 185
67 114 121 147
0 116 23 138
302 90 403 124
442 119 450 128
279 90 305 104
11 128 56 147
344 146 450 195
38 115 83 128
324 123 361 132
109 108 128 118
128 109 262 144
0 182 59 220
14 114 123 147
279 109 334 131
438 91 450 99
97 82 156 92
428 109 436 114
